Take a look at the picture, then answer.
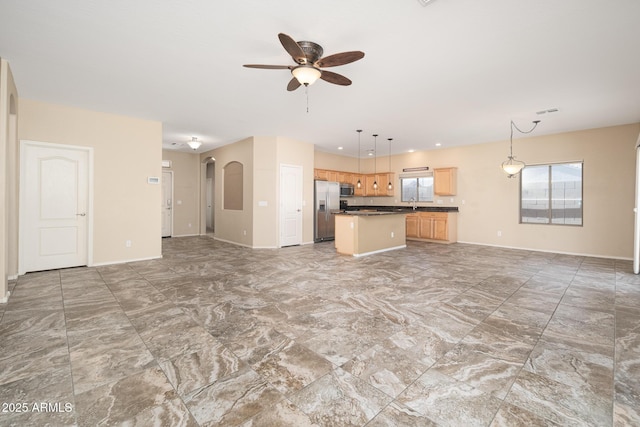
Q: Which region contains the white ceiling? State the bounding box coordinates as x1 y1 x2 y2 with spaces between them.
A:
1 0 639 157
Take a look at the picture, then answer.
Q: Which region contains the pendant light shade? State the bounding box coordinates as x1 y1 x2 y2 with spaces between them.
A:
501 157 526 177
187 137 202 150
501 120 540 178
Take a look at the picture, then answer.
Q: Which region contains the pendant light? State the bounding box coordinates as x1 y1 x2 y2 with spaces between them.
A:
502 120 540 178
356 130 362 189
372 134 379 190
387 138 393 190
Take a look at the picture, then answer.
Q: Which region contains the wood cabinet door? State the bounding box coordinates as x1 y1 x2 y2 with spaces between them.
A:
432 217 448 240
375 173 388 197
406 214 419 238
315 169 328 180
353 174 365 196
327 170 339 182
342 172 353 185
418 216 433 239
365 174 378 196
434 168 457 196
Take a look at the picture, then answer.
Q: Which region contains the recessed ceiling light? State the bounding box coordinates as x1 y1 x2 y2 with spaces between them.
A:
408 149 415 153
338 146 343 150
435 142 442 147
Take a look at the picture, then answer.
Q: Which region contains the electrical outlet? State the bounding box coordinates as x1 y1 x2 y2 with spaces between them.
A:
391 231 395 238
497 231 502 237
126 240 132 247
243 230 247 236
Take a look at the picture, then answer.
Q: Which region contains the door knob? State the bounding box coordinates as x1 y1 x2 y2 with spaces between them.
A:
76 213 86 216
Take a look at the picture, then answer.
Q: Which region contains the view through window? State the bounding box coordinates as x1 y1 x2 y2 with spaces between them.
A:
520 162 583 225
401 174 434 203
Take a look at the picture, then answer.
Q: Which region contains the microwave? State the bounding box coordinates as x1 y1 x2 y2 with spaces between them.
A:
340 183 354 197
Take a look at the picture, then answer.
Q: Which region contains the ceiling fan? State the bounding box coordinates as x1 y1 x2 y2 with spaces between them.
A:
243 33 365 91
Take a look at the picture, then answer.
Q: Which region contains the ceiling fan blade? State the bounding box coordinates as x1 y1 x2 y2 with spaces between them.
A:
287 78 301 91
278 33 306 64
320 70 352 86
243 64 292 69
316 51 365 68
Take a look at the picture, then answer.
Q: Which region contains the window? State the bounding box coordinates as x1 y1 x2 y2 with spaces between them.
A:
401 174 434 202
520 162 583 225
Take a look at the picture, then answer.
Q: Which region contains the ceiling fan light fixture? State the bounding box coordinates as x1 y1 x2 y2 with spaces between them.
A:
292 66 321 86
187 137 202 150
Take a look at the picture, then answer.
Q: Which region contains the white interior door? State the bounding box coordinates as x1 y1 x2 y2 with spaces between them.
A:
20 141 90 273
162 171 173 237
280 164 303 247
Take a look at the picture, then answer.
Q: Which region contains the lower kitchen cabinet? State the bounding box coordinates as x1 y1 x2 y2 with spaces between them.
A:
406 214 419 238
405 211 457 243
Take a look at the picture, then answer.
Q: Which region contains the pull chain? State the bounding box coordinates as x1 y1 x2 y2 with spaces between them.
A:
305 84 310 113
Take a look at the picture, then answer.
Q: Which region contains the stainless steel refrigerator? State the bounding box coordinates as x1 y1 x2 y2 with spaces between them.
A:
314 180 340 242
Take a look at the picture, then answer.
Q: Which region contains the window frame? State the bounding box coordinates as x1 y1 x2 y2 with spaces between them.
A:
519 161 584 226
400 173 434 203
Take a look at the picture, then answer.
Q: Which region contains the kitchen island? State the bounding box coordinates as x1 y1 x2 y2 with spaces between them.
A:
334 211 407 257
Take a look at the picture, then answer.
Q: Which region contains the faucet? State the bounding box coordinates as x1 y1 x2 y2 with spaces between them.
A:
410 197 417 210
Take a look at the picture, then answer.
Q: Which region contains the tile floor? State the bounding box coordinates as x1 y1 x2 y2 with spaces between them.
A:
1 236 639 426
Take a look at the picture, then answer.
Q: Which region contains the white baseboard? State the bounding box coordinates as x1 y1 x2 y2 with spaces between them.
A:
0 291 10 304
456 240 633 261
352 245 407 257
90 255 163 267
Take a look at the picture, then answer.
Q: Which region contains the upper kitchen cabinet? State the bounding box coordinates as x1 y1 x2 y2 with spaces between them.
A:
364 173 395 197
434 167 457 196
314 168 338 182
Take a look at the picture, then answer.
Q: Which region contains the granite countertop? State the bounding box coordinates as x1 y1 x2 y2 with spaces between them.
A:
336 210 408 216
344 205 459 213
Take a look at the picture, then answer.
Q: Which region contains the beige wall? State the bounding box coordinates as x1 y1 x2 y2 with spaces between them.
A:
317 123 640 259
18 99 163 265
277 136 315 245
0 58 19 301
162 150 200 236
253 136 278 248
200 135 315 248
202 137 255 246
